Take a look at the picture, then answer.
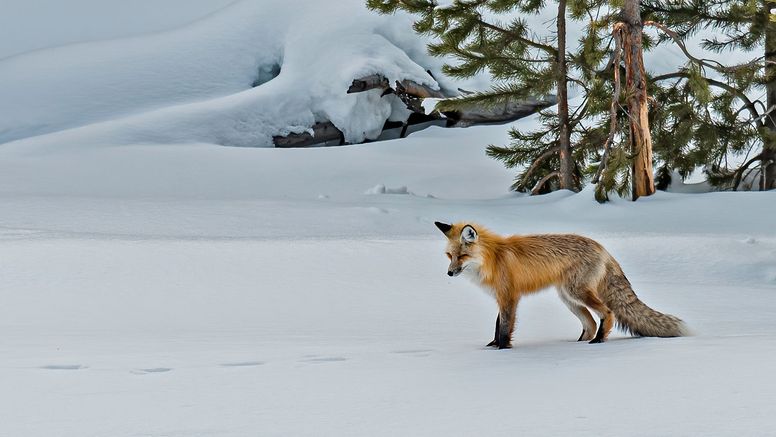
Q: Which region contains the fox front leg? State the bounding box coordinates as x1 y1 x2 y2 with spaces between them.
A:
496 300 518 349
486 314 500 347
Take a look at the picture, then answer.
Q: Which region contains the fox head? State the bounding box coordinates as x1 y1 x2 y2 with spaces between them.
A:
435 221 482 277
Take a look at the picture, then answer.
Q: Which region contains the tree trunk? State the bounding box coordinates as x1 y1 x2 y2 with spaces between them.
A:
556 0 574 191
621 0 655 200
763 3 776 190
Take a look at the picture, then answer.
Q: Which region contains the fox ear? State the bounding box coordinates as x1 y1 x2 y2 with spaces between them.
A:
461 225 478 244
434 221 453 235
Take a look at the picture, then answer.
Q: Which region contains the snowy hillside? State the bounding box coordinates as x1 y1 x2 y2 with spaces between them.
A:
0 0 468 149
2 1 776 436
0 0 235 59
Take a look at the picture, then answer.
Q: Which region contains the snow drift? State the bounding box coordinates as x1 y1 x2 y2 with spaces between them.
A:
0 0 459 149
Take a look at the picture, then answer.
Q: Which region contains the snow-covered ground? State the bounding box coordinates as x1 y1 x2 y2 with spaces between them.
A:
2 1 776 436
2 121 776 436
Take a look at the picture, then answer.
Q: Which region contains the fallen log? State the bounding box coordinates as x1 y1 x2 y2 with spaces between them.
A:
273 74 554 148
376 113 446 141
272 122 344 148
393 80 445 114
347 74 389 93
442 96 558 127
347 74 445 100
395 79 445 99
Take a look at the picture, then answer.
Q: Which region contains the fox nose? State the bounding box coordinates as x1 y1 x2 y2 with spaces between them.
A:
447 271 454 277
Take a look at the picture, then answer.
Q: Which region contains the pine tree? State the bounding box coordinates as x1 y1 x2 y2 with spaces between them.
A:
368 0 665 200
643 0 776 191
366 0 617 195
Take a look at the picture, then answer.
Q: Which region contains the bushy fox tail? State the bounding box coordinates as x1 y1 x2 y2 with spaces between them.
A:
602 265 689 337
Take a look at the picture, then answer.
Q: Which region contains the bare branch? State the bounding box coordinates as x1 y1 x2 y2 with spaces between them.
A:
531 171 560 195
520 146 560 186
644 21 765 74
651 71 764 129
732 152 764 191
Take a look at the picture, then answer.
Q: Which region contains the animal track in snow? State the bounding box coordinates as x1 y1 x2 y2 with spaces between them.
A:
299 356 347 363
131 367 173 374
40 364 86 370
220 361 265 367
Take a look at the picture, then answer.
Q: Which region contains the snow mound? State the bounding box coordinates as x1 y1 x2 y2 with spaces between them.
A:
365 184 412 195
0 0 453 150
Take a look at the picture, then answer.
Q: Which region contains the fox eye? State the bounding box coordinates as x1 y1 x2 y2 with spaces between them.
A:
446 252 452 259
458 254 469 260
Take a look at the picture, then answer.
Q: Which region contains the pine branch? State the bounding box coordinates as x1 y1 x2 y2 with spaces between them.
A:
644 20 765 74
652 71 764 129
473 18 559 56
435 83 535 111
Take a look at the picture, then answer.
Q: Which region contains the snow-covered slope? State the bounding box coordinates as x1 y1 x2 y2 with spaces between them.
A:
0 0 235 59
0 0 453 148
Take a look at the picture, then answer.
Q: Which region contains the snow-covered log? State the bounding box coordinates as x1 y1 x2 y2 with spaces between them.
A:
394 79 445 99
275 74 448 147
347 74 390 94
443 96 558 127
273 122 344 148
347 74 445 99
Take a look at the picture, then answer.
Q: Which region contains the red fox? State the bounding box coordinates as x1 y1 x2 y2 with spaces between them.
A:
435 221 688 349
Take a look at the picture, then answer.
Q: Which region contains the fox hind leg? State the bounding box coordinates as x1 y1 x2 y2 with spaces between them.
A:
572 306 597 342
558 290 596 342
578 292 613 344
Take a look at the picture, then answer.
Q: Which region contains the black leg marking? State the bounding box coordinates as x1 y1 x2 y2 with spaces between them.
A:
577 329 587 342
497 314 512 349
589 318 606 344
486 314 500 347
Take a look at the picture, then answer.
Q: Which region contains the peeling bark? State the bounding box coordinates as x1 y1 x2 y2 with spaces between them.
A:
621 0 655 200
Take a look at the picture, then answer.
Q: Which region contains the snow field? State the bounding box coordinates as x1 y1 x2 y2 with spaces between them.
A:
1 234 775 436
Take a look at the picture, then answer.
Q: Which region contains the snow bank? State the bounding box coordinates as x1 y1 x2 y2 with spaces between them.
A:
365 184 412 195
0 0 451 149
0 0 234 59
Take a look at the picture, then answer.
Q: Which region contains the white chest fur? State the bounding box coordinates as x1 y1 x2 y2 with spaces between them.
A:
462 264 496 298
